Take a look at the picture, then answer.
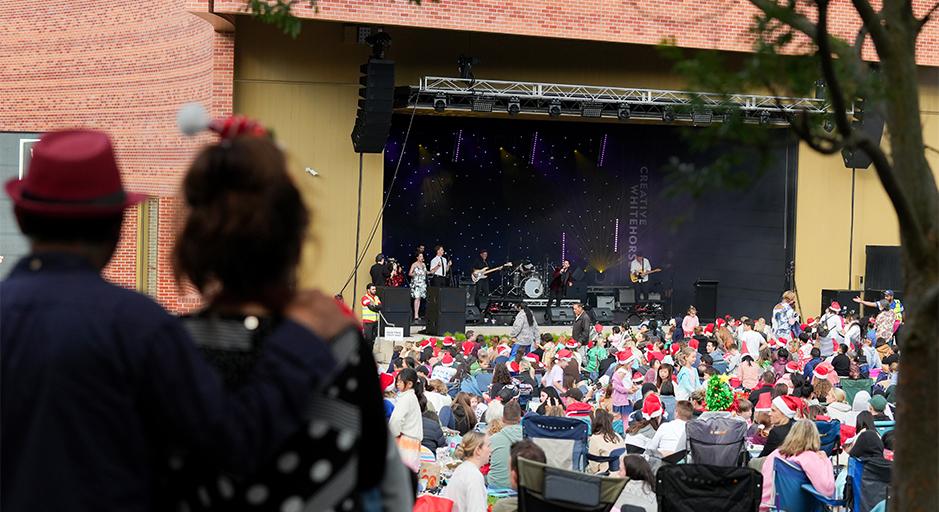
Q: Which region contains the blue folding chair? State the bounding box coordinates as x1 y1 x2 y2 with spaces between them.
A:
521 414 590 471
611 419 624 436
585 446 625 475
438 405 453 430
845 456 892 512
773 458 843 512
815 420 842 456
873 420 895 436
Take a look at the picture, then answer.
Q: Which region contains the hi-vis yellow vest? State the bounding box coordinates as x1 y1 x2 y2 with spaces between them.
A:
361 293 381 323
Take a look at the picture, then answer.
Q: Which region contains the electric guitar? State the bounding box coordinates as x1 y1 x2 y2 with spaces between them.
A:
630 267 662 283
471 262 513 283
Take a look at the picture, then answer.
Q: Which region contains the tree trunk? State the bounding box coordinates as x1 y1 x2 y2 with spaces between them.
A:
877 2 939 510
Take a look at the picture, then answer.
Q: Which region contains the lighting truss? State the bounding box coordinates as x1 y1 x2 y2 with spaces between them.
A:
395 76 854 126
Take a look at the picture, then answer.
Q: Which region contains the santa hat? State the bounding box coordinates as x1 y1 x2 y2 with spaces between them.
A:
565 338 579 349
772 395 804 419
379 373 395 393
617 348 637 365
729 377 742 389
715 318 726 328
813 364 832 381
440 353 455 367
461 341 476 357
496 344 511 358
704 323 715 334
508 361 520 374
670 344 681 356
829 302 841 312
800 323 809 332
755 393 773 413
419 338 433 350
806 318 815 325
557 349 574 361
565 401 593 418
441 336 455 347
594 323 604 333
428 337 439 346
769 337 787 349
647 350 664 363
688 338 699 350
632 371 644 383
785 361 801 374
641 393 663 420
523 353 541 367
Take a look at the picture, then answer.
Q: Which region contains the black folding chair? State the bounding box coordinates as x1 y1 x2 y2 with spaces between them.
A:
517 457 627 512
656 463 763 512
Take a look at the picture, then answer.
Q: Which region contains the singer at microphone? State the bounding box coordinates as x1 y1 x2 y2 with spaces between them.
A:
429 245 450 287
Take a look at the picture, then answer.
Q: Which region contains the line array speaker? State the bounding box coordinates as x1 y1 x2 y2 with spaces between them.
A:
351 58 394 153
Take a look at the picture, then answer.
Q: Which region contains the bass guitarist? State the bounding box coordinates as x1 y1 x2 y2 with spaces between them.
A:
630 253 660 303
470 249 493 309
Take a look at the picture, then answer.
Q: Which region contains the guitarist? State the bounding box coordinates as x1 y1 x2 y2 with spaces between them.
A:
471 249 492 309
630 253 653 303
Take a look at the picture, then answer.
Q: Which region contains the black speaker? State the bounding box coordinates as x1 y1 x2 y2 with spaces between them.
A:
465 305 482 324
532 308 548 325
820 289 863 317
694 280 719 323
377 286 411 313
592 307 614 324
427 312 465 336
428 287 466 313
549 307 574 324
379 312 411 337
864 245 902 292
351 58 394 153
841 99 885 169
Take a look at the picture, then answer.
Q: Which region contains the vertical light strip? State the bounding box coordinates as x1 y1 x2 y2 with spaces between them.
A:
452 129 463 162
599 133 608 167
529 131 539 165
561 231 566 261
614 217 620 253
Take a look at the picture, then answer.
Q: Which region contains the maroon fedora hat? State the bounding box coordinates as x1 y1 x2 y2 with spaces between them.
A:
5 129 146 217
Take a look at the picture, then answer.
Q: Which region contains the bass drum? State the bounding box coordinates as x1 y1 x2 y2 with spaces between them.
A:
523 276 544 299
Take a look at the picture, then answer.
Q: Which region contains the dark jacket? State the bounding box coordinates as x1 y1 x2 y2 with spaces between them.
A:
369 262 389 287
572 313 591 345
451 405 477 435
759 418 794 457
421 412 447 454
832 354 851 377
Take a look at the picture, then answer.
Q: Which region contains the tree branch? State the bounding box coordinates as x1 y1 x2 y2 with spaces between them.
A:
850 0 890 53
816 0 855 140
926 143 939 156
856 137 928 257
917 2 939 32
854 24 868 63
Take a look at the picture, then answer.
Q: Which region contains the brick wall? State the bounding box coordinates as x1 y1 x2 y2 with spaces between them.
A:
212 0 939 66
0 0 232 311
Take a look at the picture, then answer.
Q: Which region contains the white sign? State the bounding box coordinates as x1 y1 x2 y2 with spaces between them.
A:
384 326 404 341
431 365 457 384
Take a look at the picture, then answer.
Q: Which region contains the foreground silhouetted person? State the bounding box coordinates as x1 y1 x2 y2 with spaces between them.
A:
1 130 351 511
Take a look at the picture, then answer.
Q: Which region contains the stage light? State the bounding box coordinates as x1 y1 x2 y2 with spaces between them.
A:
434 93 447 112
582 103 603 118
508 97 520 116
662 108 675 123
759 110 771 125
692 110 713 125
472 96 494 113
617 103 631 120
548 100 562 117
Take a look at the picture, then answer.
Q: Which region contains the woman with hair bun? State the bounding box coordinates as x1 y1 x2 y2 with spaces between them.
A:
442 431 491 512
167 129 392 512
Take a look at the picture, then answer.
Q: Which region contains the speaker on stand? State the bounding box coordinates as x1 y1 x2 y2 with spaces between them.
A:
377 287 411 337
694 280 719 323
427 287 466 335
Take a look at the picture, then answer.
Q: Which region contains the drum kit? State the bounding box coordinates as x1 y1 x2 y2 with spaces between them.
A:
495 260 547 299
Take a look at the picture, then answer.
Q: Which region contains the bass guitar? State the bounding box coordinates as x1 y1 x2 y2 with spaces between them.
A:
471 262 513 283
630 267 662 283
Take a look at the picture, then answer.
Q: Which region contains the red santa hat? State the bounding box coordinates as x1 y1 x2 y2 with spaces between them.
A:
813 364 832 381
496 344 511 358
772 395 804 419
806 318 815 325
461 341 476 357
565 401 593 418
441 336 455 347
704 323 715 334
715 318 726 328
670 344 681 356
647 350 664 363
594 323 603 333
557 349 574 361
785 361 801 374
379 373 395 393
617 348 637 365
524 353 541 367
829 302 841 312
440 353 455 367
688 338 699 350
508 361 520 374
565 338 579 349
642 393 663 420
729 377 742 389
755 393 773 413
800 323 809 332
632 371 644 383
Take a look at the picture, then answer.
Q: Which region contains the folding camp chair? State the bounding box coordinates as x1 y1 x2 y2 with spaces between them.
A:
873 420 895 436
522 415 590 471
656 464 762 512
845 456 892 512
773 458 843 512
815 420 842 457
686 415 748 466
586 447 626 475
517 457 627 512
840 379 873 405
